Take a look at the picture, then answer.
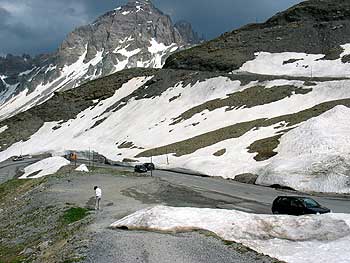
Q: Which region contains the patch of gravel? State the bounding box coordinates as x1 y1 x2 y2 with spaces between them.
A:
83 230 281 263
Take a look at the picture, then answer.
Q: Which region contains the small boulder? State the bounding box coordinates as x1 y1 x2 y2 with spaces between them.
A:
234 173 258 184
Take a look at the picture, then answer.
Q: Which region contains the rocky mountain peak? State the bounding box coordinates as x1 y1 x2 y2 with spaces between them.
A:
126 0 153 7
57 0 192 67
175 20 201 44
0 0 199 120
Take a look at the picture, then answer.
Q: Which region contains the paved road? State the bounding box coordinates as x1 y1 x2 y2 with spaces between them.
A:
1 158 350 214
152 169 350 214
78 160 350 214
0 158 41 184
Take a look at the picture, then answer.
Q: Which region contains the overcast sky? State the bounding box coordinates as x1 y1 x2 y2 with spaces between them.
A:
0 0 302 56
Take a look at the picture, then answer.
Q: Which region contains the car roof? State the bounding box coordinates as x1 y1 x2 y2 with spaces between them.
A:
277 196 315 200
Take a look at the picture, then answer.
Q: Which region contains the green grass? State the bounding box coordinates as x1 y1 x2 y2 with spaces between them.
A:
61 208 89 225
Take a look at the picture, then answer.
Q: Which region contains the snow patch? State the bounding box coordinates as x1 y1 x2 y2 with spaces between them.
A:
44 64 57 74
136 5 143 12
75 164 89 172
114 46 141 58
20 156 70 179
239 44 350 77
19 68 36 76
0 125 8 134
111 206 350 263
146 38 178 68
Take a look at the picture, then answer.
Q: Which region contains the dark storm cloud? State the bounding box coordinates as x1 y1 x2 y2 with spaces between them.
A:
0 7 11 24
154 0 303 39
0 0 303 56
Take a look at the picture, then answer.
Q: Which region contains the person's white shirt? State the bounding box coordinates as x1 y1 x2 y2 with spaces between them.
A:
95 187 102 198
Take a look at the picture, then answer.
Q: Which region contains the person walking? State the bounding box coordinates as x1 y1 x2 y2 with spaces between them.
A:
94 186 102 210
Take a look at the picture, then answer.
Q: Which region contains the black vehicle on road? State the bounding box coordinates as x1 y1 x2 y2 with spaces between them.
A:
13 156 25 162
272 196 331 216
143 163 155 171
134 164 148 173
13 155 32 162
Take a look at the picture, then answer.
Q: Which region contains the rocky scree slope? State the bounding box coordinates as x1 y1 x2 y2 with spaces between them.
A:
0 0 199 121
0 0 350 194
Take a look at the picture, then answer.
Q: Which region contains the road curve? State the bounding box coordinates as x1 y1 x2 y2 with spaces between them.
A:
1 158 350 214
80 160 350 214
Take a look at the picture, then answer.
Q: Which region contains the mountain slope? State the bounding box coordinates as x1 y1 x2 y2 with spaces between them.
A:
0 67 349 193
1 0 350 194
164 0 350 72
0 0 198 121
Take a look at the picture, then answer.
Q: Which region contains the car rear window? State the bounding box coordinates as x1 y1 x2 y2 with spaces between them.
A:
301 198 320 208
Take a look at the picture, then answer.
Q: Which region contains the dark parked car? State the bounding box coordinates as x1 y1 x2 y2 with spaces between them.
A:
134 164 148 173
272 196 331 216
13 155 32 161
143 163 155 171
13 155 25 162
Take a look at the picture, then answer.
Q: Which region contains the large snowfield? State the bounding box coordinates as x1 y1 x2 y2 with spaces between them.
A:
257 105 350 193
0 72 349 193
111 205 350 263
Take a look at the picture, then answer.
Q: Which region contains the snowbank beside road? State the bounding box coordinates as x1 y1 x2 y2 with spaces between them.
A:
257 105 350 193
111 206 350 263
20 156 70 179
